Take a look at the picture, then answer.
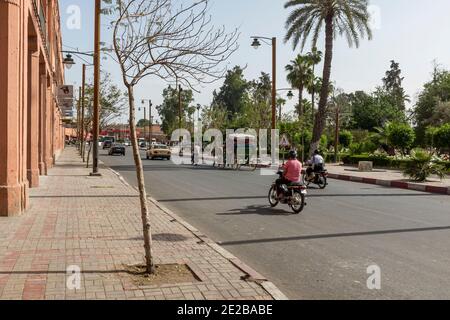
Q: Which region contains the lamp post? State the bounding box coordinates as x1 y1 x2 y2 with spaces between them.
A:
77 87 81 150
62 2 101 175
178 85 183 129
90 0 102 176
251 36 277 130
62 55 94 164
80 63 93 162
141 99 153 145
139 106 147 146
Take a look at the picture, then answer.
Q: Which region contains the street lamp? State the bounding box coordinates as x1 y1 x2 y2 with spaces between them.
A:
251 38 261 49
276 88 295 119
63 54 75 69
141 99 153 145
138 105 147 147
250 36 277 130
61 1 101 176
287 90 294 100
62 51 95 164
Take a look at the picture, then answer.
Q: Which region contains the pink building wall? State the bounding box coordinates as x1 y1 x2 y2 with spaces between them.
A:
0 0 65 216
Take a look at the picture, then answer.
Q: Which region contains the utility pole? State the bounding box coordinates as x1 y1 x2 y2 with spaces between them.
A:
178 85 183 129
141 99 153 145
91 0 101 176
178 84 183 157
271 37 277 131
77 87 81 152
143 107 147 145
334 107 340 164
149 100 153 145
81 64 86 162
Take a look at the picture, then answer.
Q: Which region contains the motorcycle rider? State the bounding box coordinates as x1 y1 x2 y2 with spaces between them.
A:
276 150 302 196
306 149 325 181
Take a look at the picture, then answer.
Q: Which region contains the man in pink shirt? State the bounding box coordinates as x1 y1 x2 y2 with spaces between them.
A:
276 150 302 196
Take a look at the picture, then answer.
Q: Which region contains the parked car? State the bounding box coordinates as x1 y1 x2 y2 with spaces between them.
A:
146 144 171 160
103 140 113 149
109 144 126 156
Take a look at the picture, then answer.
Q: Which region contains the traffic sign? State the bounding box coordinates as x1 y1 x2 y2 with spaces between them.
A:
280 134 290 147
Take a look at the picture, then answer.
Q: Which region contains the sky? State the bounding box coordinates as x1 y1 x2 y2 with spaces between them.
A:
59 0 450 123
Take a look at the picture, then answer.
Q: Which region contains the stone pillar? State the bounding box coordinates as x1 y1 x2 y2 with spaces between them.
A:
27 35 40 188
45 76 53 171
38 69 47 175
20 0 29 211
0 0 23 216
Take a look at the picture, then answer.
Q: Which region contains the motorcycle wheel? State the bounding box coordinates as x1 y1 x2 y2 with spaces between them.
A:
268 186 279 208
318 176 327 189
290 191 305 214
303 173 311 187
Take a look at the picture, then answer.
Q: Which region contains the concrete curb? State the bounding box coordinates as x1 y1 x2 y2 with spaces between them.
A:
106 166 289 301
328 173 450 195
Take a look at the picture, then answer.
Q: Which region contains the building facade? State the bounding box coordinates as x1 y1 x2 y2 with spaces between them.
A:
101 124 168 143
0 0 65 216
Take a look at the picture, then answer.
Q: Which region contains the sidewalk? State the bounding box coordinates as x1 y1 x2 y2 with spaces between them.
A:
326 164 450 195
0 147 286 300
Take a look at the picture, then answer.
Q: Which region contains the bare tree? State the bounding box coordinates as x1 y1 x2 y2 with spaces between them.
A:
108 0 238 273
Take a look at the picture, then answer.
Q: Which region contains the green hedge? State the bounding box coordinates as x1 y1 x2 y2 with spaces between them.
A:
341 154 450 172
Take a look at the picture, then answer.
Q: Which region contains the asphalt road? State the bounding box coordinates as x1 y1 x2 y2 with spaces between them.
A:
101 148 450 300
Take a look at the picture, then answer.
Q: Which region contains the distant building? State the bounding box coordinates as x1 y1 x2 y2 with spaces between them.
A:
0 0 66 216
101 124 168 143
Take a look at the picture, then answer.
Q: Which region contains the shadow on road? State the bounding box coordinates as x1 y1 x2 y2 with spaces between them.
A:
219 225 450 246
159 195 267 203
108 164 223 172
156 192 441 203
217 204 292 216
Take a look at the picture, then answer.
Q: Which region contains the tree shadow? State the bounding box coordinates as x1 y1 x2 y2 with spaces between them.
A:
217 204 292 216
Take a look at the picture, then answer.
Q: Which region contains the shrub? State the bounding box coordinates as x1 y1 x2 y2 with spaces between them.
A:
339 130 354 148
425 126 439 148
351 130 370 144
349 141 378 155
341 154 392 167
435 124 450 153
403 149 446 182
387 122 415 154
294 130 313 158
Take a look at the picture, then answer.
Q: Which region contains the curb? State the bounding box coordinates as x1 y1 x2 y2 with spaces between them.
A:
106 166 289 300
328 173 450 195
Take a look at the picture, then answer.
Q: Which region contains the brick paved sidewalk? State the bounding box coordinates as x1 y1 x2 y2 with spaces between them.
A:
0 147 287 300
326 164 450 195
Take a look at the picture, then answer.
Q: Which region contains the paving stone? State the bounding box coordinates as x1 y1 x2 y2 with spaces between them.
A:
0 148 276 301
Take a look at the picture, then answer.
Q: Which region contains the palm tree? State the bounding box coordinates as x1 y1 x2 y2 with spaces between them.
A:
277 97 287 120
285 55 313 118
284 0 372 155
305 47 322 124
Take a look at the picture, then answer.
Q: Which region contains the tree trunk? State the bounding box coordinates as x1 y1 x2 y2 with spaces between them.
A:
298 84 304 119
311 65 315 128
310 15 334 156
127 85 154 274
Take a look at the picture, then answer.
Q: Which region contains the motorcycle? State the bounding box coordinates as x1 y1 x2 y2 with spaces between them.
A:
268 170 307 214
302 164 328 189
